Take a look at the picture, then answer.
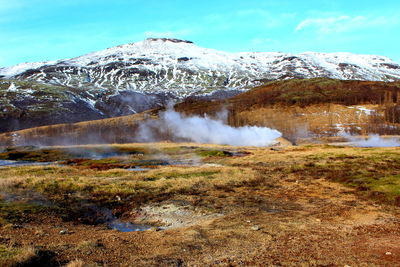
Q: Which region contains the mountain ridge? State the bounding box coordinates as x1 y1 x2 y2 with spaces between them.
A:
1 38 400 133
2 38 400 93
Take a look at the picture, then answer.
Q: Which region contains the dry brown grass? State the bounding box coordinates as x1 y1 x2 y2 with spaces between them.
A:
65 259 85 267
0 142 399 266
0 109 158 146
0 245 37 267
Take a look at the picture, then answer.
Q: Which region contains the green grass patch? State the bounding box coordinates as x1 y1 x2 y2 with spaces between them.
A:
299 153 400 205
0 149 68 162
0 202 48 224
197 150 233 157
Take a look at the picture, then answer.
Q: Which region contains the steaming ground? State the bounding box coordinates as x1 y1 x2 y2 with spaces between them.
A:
348 135 400 147
329 134 400 147
138 108 282 146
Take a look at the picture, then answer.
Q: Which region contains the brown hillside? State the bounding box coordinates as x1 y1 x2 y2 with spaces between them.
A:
176 78 400 114
1 78 400 146
175 78 400 141
0 110 158 146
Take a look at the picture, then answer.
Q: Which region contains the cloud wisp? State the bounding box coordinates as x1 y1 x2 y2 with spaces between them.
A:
295 15 392 34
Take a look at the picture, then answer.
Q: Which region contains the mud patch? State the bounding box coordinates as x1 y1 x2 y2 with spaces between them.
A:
135 201 222 229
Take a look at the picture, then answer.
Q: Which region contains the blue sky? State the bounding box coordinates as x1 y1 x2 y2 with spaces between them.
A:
1 0 399 67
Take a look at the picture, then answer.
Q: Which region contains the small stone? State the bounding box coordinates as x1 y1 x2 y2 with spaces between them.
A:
315 219 321 222
251 225 260 231
385 252 392 255
59 229 69 235
246 220 251 223
270 147 282 151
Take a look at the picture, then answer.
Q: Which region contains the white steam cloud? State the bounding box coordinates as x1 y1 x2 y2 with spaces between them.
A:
138 108 282 147
348 134 400 147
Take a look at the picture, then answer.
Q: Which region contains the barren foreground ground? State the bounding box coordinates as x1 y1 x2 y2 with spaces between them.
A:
0 143 399 266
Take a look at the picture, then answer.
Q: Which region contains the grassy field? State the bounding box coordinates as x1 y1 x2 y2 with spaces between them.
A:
0 142 399 266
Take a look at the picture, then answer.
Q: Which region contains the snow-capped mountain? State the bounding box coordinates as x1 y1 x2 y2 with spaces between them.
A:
1 37 400 133
1 38 400 97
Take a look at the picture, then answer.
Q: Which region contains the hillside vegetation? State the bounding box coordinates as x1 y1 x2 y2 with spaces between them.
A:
177 78 400 141
177 78 400 116
1 78 400 146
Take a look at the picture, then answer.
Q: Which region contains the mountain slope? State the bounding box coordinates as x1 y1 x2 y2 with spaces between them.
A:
0 79 168 133
1 38 400 97
2 78 400 146
1 38 400 133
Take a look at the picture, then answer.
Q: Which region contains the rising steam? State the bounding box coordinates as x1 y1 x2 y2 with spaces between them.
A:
348 134 400 147
137 108 282 146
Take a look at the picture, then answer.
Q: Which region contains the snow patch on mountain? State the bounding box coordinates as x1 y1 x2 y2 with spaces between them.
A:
1 38 400 98
0 61 56 77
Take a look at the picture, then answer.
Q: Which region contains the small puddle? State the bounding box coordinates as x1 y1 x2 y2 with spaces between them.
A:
0 160 57 167
108 220 152 232
127 167 152 172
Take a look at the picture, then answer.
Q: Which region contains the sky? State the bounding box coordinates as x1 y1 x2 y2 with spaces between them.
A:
0 0 399 67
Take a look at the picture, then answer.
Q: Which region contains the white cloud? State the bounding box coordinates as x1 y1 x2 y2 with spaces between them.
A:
206 9 296 30
295 15 392 34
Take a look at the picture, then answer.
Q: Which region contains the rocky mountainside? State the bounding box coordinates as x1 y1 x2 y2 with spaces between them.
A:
1 38 400 133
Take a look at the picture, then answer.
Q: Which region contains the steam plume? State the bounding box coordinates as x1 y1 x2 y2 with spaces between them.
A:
138 108 282 146
348 134 400 147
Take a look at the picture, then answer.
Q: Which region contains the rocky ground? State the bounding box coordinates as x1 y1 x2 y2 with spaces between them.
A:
0 143 399 266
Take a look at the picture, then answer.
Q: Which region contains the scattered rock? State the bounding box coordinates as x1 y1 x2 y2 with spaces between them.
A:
395 196 400 207
385 252 392 255
270 147 282 151
251 225 260 231
59 229 69 235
